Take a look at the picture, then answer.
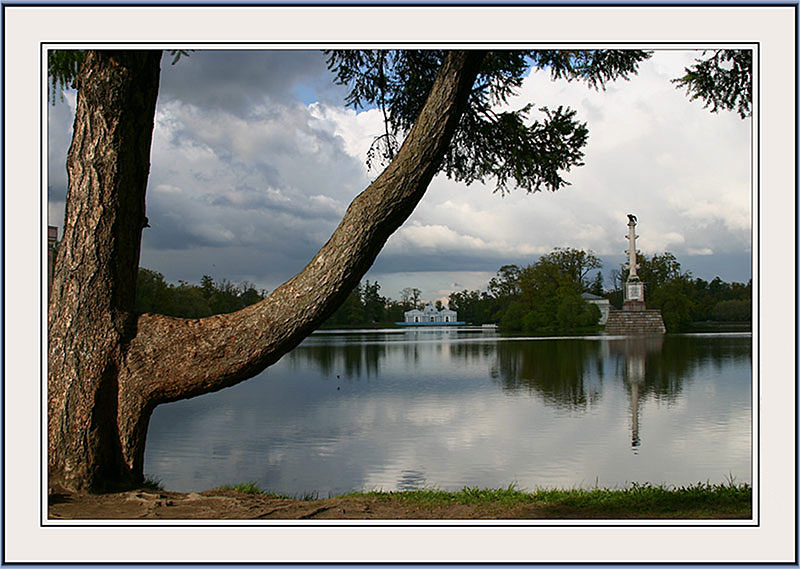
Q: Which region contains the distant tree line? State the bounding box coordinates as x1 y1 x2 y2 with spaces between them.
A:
135 268 266 318
136 249 752 333
134 269 429 326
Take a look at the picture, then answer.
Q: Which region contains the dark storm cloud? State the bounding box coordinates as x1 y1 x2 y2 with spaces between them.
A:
158 50 347 114
141 88 368 279
141 243 318 290
143 182 345 252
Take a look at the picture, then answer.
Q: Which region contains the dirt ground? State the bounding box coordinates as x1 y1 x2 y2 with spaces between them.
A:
48 488 556 520
49 488 500 520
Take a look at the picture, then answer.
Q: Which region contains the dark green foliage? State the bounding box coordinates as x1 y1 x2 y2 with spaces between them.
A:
530 50 652 89
140 476 165 491
324 280 395 327
362 280 386 323
493 247 603 333
320 251 749 332
557 289 601 330
168 283 211 318
488 264 522 299
219 481 265 495
673 49 752 118
168 50 192 65
485 264 523 324
500 300 526 331
326 49 650 194
447 289 493 325
47 50 85 103
135 268 266 318
712 299 751 322
649 277 695 331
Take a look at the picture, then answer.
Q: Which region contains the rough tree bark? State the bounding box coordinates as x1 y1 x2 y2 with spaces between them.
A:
48 51 162 492
48 49 485 492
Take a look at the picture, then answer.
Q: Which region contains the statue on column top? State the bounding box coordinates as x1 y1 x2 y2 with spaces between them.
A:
624 214 645 307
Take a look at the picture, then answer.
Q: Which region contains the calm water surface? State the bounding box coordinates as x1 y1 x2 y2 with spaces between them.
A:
145 330 752 496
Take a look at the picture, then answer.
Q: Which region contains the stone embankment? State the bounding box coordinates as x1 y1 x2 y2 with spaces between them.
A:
605 310 666 335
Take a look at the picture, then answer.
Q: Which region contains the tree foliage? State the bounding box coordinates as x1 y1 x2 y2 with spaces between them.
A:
448 288 495 324
712 299 751 322
672 49 752 118
510 248 602 333
136 268 266 318
326 49 652 194
47 50 85 102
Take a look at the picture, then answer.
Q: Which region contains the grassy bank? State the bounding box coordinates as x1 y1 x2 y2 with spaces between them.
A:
214 482 752 519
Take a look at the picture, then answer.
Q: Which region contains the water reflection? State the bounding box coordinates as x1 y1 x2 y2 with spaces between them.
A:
490 340 604 410
146 331 752 494
292 333 751 453
289 340 388 380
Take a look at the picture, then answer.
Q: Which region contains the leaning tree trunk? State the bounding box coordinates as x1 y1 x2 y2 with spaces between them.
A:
49 49 485 493
48 51 162 492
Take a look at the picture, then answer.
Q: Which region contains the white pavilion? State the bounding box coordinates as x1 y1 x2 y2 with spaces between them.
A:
400 303 462 325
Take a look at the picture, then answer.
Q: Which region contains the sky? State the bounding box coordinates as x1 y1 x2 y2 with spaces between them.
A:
47 49 753 305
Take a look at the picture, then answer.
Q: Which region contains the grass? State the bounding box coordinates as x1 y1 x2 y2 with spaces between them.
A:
518 482 751 517
213 481 752 518
355 483 533 506
216 482 318 501
218 481 265 494
141 476 165 491
354 482 752 518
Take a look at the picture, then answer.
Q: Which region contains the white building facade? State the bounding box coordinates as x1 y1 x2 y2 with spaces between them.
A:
402 303 460 325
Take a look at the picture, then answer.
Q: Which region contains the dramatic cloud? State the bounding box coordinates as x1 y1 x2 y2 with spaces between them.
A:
157 50 347 113
48 49 752 302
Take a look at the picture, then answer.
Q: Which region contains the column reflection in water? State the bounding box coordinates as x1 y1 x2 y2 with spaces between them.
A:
611 336 664 453
623 336 664 454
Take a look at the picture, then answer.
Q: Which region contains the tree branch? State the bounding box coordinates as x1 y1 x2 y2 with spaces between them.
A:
119 51 485 415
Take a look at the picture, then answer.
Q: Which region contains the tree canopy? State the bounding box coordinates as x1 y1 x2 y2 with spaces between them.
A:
673 49 752 118
325 49 652 194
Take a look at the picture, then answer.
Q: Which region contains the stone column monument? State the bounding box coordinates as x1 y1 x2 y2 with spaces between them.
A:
624 214 645 311
604 214 666 335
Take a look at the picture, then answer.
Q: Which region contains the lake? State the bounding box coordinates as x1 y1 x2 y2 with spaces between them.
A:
145 330 752 497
